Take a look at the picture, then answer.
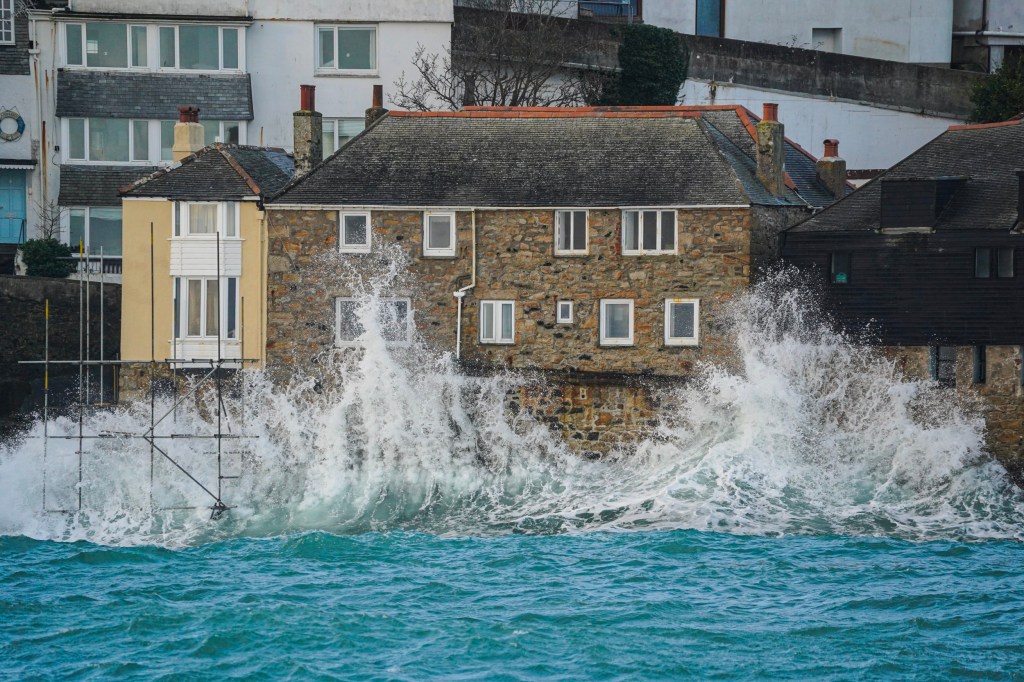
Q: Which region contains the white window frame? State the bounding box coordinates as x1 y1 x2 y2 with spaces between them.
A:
599 299 634 346
339 211 371 253
556 300 574 324
335 297 413 347
64 21 132 69
1 0 15 46
554 209 588 256
175 276 238 340
157 24 244 72
315 24 378 75
664 298 700 347
479 300 515 345
65 206 123 258
65 117 157 164
621 209 678 255
174 201 240 238
321 118 366 156
423 211 456 257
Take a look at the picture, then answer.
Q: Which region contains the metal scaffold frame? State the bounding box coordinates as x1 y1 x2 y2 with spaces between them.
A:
18 223 260 520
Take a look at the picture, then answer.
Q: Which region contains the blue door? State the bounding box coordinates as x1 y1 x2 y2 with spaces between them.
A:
0 170 27 244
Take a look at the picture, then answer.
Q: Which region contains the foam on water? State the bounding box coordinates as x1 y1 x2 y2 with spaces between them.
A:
1 266 1022 546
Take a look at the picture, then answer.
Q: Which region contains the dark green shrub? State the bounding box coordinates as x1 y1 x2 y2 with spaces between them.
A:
969 58 1024 124
21 238 76 278
595 24 690 106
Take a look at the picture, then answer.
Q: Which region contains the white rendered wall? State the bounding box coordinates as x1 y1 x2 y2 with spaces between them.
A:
645 0 955 65
681 80 959 171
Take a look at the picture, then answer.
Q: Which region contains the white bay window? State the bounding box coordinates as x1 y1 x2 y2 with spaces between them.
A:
174 276 238 341
174 202 238 238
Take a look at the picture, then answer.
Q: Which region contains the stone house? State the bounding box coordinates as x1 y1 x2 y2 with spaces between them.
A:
264 98 845 451
781 118 1024 481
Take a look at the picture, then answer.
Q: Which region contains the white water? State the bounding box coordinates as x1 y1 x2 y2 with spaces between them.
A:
1 267 1022 546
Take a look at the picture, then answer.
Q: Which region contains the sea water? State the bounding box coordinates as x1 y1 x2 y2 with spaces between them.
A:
2 269 1023 680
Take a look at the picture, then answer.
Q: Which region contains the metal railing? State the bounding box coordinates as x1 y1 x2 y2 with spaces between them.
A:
74 255 122 275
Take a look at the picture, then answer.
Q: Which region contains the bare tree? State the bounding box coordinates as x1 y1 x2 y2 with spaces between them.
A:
34 199 64 241
393 0 614 111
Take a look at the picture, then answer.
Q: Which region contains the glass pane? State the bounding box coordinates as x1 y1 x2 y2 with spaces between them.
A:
68 118 86 159
998 248 1014 278
671 302 695 338
605 303 629 339
206 279 219 337
321 120 336 156
481 303 493 341
318 27 335 68
558 302 571 322
557 212 570 251
88 118 129 162
338 119 364 145
573 211 586 250
189 204 218 234
500 303 513 340
69 209 86 251
89 208 122 256
975 248 991 278
204 120 221 146
226 278 237 339
173 278 180 339
222 28 238 69
131 25 147 67
623 211 638 251
159 27 176 67
428 216 451 250
344 214 368 246
642 211 658 251
337 28 374 70
66 24 83 65
224 203 237 237
337 300 361 341
160 120 175 161
223 121 240 144
132 120 149 161
179 25 219 70
187 280 201 336
696 0 723 37
86 23 128 68
661 211 675 250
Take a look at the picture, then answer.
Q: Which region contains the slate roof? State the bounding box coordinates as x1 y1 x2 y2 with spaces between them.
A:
788 119 1024 233
122 145 294 200
271 106 837 209
56 70 253 120
59 165 159 206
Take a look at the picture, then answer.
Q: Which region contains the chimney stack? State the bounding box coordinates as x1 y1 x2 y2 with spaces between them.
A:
365 84 388 128
756 103 786 197
172 106 204 161
293 84 323 177
816 138 848 199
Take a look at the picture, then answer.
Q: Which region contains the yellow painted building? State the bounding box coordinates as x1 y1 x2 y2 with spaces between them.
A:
119 130 293 367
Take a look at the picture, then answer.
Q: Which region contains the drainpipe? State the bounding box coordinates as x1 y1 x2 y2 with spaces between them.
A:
453 210 477 360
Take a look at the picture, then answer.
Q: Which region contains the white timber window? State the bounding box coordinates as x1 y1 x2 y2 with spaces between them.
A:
335 297 412 346
622 209 677 255
64 22 136 68
174 276 238 340
480 300 515 344
0 0 15 46
554 210 588 255
339 212 371 252
664 298 700 346
159 25 241 71
599 299 634 346
316 25 377 73
66 118 154 163
556 300 574 324
423 212 456 257
67 207 122 257
321 118 365 155
174 202 239 238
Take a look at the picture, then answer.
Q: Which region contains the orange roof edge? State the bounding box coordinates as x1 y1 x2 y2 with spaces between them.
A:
948 118 1023 131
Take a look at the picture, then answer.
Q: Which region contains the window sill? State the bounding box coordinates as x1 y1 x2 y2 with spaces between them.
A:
480 340 515 345
554 251 589 257
422 253 457 259
622 250 678 256
340 246 372 254
665 339 699 347
314 70 379 78
599 340 634 347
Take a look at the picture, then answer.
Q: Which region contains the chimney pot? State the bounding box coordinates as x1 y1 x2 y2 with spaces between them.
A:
300 84 316 112
817 139 847 199
365 84 389 128
763 102 779 122
824 138 839 158
372 84 383 109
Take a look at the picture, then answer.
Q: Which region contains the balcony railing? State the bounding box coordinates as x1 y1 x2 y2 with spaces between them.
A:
73 255 122 275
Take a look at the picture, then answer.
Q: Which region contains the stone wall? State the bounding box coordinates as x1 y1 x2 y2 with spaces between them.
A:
885 344 1024 483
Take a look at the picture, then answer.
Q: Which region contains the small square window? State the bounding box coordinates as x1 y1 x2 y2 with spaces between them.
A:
831 253 851 284
556 300 574 324
665 298 699 346
340 212 370 252
423 212 456 257
600 299 634 346
480 300 515 344
555 210 587 255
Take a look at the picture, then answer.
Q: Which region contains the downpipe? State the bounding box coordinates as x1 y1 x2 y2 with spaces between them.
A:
453 210 477 359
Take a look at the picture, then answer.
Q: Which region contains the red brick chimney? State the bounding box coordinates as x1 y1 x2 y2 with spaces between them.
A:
816 138 848 199
172 106 204 161
756 103 785 197
365 84 388 128
293 85 323 177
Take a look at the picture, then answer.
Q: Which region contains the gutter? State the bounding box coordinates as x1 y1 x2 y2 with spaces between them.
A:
453 209 477 360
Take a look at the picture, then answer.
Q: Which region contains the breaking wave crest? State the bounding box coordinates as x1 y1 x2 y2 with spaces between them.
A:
1 267 1022 546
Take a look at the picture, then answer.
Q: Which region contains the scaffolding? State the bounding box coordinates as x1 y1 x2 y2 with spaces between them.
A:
18 224 259 520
